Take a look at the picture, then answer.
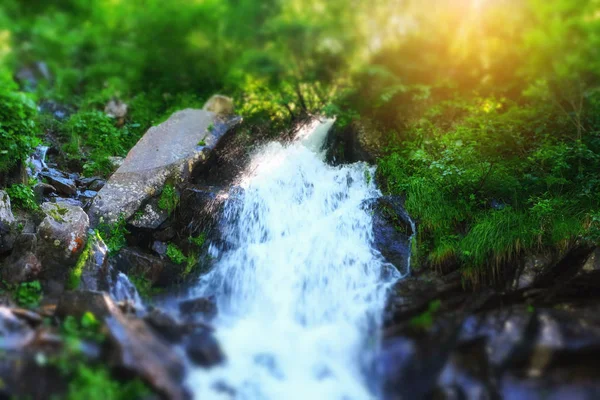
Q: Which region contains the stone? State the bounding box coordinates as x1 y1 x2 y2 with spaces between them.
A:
145 308 196 343
185 329 224 368
55 290 119 319
114 247 178 287
202 94 234 116
40 172 77 196
366 196 414 275
37 202 89 280
179 296 217 321
104 99 128 119
0 190 15 224
0 251 42 284
130 198 170 230
76 234 142 305
0 220 15 254
52 197 83 208
88 109 241 225
33 182 57 201
87 178 106 192
79 190 98 200
511 253 555 290
152 241 168 256
105 310 188 399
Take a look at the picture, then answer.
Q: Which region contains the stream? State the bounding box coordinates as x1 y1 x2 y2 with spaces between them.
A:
187 119 405 399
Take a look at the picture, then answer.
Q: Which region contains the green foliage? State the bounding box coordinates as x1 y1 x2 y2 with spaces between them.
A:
0 74 39 172
67 235 95 290
15 280 42 308
97 216 128 254
53 313 151 400
158 185 179 215
6 183 38 210
409 300 441 330
129 275 163 301
166 243 186 265
189 233 207 248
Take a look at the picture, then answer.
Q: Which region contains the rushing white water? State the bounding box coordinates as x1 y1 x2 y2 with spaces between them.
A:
188 119 402 400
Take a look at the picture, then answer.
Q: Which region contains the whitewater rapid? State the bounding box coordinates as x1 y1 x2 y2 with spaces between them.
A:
188 119 402 399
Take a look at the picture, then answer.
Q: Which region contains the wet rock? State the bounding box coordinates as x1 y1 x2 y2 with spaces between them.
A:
114 247 178 287
185 329 224 368
367 196 414 275
179 296 217 321
38 100 73 121
40 172 77 196
203 94 234 116
76 234 142 305
511 253 555 290
325 118 386 163
105 309 188 399
79 190 98 200
145 308 196 343
89 108 241 225
0 306 35 349
37 202 89 281
580 247 600 274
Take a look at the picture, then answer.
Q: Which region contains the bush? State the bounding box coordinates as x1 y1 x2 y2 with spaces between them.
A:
0 74 39 172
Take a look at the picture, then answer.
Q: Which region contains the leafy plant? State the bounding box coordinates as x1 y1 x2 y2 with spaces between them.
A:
166 243 186 264
6 183 38 210
97 216 129 254
15 280 42 307
158 184 179 215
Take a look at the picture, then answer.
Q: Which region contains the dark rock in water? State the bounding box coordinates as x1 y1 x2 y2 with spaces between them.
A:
325 118 386 164
179 296 217 321
114 247 179 287
79 190 98 199
365 196 414 275
0 306 35 350
75 234 142 305
185 329 224 368
38 100 73 120
145 307 198 343
40 172 77 196
88 108 241 225
105 309 188 399
36 202 88 284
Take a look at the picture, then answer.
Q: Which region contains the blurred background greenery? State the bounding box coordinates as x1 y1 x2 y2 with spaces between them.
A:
1 0 599 285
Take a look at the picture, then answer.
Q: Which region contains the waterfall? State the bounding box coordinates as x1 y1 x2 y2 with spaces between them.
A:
188 119 402 399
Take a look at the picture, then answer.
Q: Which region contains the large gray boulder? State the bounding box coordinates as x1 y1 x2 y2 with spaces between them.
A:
0 190 15 225
0 190 16 254
88 108 240 226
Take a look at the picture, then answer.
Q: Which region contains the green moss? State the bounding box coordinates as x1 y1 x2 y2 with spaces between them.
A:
166 243 186 264
158 185 179 215
97 216 129 254
15 281 42 308
67 234 96 290
188 233 207 247
409 299 441 330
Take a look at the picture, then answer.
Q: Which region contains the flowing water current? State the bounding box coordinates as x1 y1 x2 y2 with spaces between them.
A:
188 119 405 399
